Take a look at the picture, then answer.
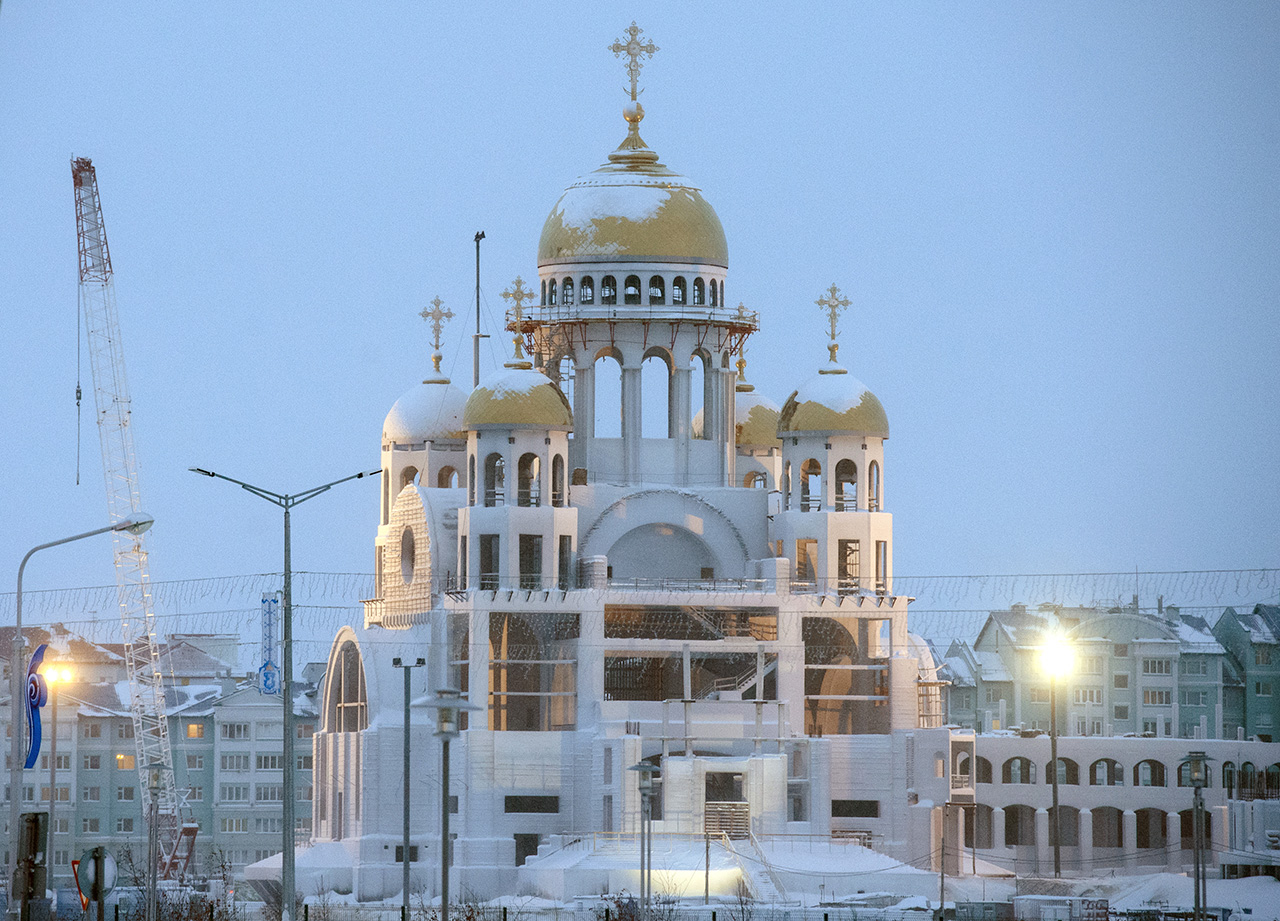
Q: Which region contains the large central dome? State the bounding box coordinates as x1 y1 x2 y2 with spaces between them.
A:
537 106 728 268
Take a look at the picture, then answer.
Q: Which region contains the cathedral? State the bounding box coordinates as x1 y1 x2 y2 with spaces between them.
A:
260 25 1278 906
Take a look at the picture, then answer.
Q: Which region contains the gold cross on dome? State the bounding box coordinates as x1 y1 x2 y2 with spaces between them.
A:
502 276 538 362
419 296 454 352
815 283 852 361
609 21 658 102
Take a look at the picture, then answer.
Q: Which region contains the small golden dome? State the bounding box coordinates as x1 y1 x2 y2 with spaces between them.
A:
735 391 782 447
383 379 467 443
779 369 889 438
463 368 573 430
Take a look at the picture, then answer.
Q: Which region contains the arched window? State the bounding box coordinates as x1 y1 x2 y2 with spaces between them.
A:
1136 808 1168 849
540 279 546 306
1048 758 1079 785
975 756 993 784
594 353 623 437
648 275 665 304
834 459 857 510
548 278 557 305
1222 761 1236 797
601 275 617 305
1002 757 1035 784
692 277 705 306
800 459 822 511
437 466 458 489
1135 759 1166 787
399 466 418 491
1241 761 1257 797
710 278 719 307
1093 806 1124 848
869 461 881 511
672 277 686 305
468 455 476 506
1091 758 1124 786
580 276 595 304
624 275 642 305
1267 763 1280 797
551 455 565 507
517 453 541 507
325 640 367 733
743 471 767 489
400 527 416 584
484 453 505 507
1005 805 1035 845
1049 806 1080 847
562 278 574 307
1177 761 1211 788
782 461 792 510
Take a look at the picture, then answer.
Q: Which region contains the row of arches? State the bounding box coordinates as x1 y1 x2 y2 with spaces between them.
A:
471 452 567 508
959 754 1237 788
542 273 723 309
983 804 1211 850
569 348 727 441
1223 761 1280 799
399 464 459 492
784 458 881 511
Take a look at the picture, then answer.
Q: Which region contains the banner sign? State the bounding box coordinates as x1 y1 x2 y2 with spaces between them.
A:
24 644 49 769
258 593 281 695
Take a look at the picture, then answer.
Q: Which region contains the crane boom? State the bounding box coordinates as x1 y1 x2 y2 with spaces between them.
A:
72 158 182 856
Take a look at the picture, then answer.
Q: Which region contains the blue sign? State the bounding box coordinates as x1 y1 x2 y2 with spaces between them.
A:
259 593 280 695
24 644 49 769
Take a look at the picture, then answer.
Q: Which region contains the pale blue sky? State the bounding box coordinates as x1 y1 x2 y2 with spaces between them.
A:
2 3 1277 618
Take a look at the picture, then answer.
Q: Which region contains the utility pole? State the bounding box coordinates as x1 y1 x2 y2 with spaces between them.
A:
473 231 486 387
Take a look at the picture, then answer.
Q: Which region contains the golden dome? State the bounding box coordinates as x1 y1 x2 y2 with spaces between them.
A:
383 379 467 443
537 120 727 267
735 391 782 447
463 368 572 430
779 368 889 438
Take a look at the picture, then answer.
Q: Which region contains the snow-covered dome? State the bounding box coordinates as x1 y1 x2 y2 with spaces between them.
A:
383 379 467 444
537 102 727 269
691 384 782 447
463 368 572 430
778 366 889 438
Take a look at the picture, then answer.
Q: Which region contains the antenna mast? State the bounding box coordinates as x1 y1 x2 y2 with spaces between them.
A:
473 230 486 387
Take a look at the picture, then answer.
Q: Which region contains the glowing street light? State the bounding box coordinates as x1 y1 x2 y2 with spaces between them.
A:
1039 632 1073 878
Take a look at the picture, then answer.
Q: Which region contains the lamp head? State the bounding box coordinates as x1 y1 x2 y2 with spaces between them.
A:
114 513 154 536
1039 633 1074 679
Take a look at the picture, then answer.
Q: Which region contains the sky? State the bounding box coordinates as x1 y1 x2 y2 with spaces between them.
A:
2 3 1278 635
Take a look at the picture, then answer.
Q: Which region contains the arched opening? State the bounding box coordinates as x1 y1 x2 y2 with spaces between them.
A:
548 277 557 305
606 523 717 582
1003 757 1035 784
1135 808 1167 849
540 279 546 306
1179 809 1213 849
399 466 418 491
561 277 574 307
1091 758 1123 786
782 462 792 510
689 351 710 439
580 276 595 304
1240 761 1257 798
641 351 672 438
553 354 575 411
624 275 642 305
976 756 993 784
800 459 822 511
552 455 565 507
468 455 476 506
325 640 368 733
1223 761 1236 797
834 459 857 511
1048 758 1080 785
400 527 416 584
1134 759 1166 787
594 353 623 438
517 453 541 507
1049 805 1080 846
743 471 767 489
710 278 719 307
648 275 665 304
672 276 686 305
484 452 505 507
869 461 881 511
1267 763 1280 797
692 277 705 306
1004 805 1035 846
601 275 617 306
1177 761 1210 787
437 466 459 489
802 616 889 735
966 804 994 849
1093 806 1124 848
489 611 578 731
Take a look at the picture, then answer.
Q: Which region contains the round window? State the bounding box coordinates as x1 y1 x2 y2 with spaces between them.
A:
400 527 416 584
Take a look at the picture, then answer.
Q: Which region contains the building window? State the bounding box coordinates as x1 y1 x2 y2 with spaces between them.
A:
1073 688 1103 705
648 275 665 304
1114 643 1129 658
82 818 100 834
1182 658 1209 676
221 754 250 772
837 539 860 593
1181 690 1208 706
1114 705 1130 721
692 277 705 305
1142 659 1172 676
1143 689 1172 706
297 754 313 771
601 276 616 305
257 722 283 740
117 723 134 740
220 818 248 834
115 754 135 770
480 533 501 590
874 540 887 593
117 786 135 801
395 845 420 863
220 784 249 803
82 723 101 739
1257 648 1273 666
220 722 249 740
1078 656 1103 675
255 817 283 834
256 754 284 771
624 275 641 305
83 755 101 770
672 277 685 305
1257 682 1273 697
82 786 100 802
832 800 880 818
186 723 204 739
580 277 594 304
504 795 559 813
562 278 574 306
256 784 284 803
186 754 204 770
297 723 315 739
188 786 204 802
1114 673 1129 689
1030 687 1050 704
116 818 134 834
795 539 818 584
986 687 1003 705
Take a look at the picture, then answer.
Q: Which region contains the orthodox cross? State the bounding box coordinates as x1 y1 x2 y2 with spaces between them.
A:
419 296 454 374
502 276 538 361
815 283 852 363
609 21 658 101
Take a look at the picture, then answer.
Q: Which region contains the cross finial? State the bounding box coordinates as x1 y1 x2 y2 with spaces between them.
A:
502 276 537 367
815 283 852 364
419 296 454 375
609 21 658 102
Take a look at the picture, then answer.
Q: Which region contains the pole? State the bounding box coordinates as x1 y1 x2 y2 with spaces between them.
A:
146 770 159 921
402 664 412 919
282 503 296 921
704 832 709 905
49 682 58 888
1050 678 1062 878
441 735 451 921
94 846 105 921
473 231 485 388
938 805 946 921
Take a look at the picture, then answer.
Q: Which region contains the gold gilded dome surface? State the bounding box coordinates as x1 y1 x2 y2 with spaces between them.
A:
463 368 573 429
779 370 890 438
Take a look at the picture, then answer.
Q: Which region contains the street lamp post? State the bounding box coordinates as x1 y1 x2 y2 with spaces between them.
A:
189 467 379 921
629 762 659 921
45 665 71 891
422 688 478 921
9 514 153 921
1182 751 1211 921
392 657 425 921
1040 634 1074 879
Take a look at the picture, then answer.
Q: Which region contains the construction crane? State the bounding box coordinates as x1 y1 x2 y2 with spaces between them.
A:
72 158 196 878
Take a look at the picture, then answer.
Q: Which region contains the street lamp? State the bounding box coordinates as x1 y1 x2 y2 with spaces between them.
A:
44 664 72 891
392 657 425 921
421 688 479 921
1039 633 1073 879
628 762 659 921
189 467 378 921
9 513 153 921
1181 751 1212 921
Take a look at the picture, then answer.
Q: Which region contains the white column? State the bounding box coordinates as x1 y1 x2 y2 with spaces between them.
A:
992 806 1006 850
1166 811 1182 871
573 361 595 479
1123 809 1138 868
1078 807 1093 871
621 366 642 484
1035 807 1050 876
671 367 692 486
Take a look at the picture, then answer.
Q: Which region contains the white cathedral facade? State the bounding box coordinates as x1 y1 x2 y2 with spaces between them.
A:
266 29 1280 906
